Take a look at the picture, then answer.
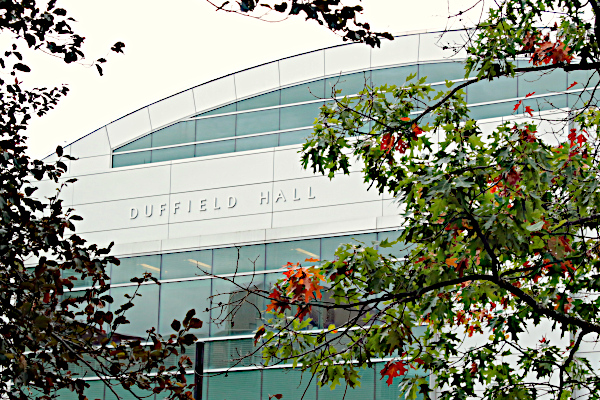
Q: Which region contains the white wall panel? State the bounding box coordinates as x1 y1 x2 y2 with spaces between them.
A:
168 182 273 224
148 90 196 129
271 200 382 228
170 152 274 193
266 217 376 241
80 225 168 249
371 34 420 68
279 51 325 87
193 75 236 113
418 31 467 62
70 128 111 158
112 240 162 258
325 44 370 76
200 229 266 248
168 213 272 239
382 198 403 216
272 173 381 212
72 195 170 233
161 235 201 252
106 109 152 149
72 165 171 205
273 148 316 181
34 179 74 206
69 154 111 176
376 215 403 230
234 62 280 100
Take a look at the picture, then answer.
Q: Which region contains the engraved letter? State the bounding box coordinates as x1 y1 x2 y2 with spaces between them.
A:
214 198 221 210
260 191 270 205
293 188 300 201
160 203 167 216
144 205 153 217
275 189 286 203
228 196 237 208
308 186 315 199
188 200 192 213
199 199 207 211
173 201 181 214
130 207 139 219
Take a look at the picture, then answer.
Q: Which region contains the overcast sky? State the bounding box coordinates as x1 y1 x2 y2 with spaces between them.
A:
23 0 480 158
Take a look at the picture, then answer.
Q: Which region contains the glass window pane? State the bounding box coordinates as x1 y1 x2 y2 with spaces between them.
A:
195 115 236 141
196 103 236 117
104 380 155 400
468 76 518 104
62 268 95 288
326 72 370 97
206 339 259 369
110 284 159 338
375 362 424 400
151 145 195 163
237 91 280 111
236 134 278 152
281 80 325 104
262 368 318 400
161 250 213 279
372 65 418 87
206 370 261 400
211 275 265 336
114 135 152 152
279 129 312 146
518 62 568 95
319 366 375 400
266 239 320 270
112 151 151 168
111 255 161 285
152 121 195 147
523 94 567 113
195 140 235 157
419 61 466 83
159 280 211 337
469 102 512 120
320 233 377 261
213 244 266 275
237 109 279 135
568 88 600 109
280 103 323 131
377 231 412 259
568 69 600 90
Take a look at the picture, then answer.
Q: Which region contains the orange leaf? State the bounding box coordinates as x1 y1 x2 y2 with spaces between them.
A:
445 258 458 267
400 117 410 121
380 361 408 386
305 257 320 262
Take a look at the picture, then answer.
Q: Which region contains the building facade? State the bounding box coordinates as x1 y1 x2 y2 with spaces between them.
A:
37 29 597 400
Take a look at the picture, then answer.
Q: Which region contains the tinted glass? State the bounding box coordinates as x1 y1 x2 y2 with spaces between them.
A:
468 76 518 104
237 109 279 135
151 145 194 163
195 140 235 157
568 68 600 89
281 80 325 104
469 102 511 120
375 362 424 400
266 239 320 270
377 231 411 259
104 380 155 400
205 338 259 369
213 244 266 275
210 275 264 336
372 65 418 87
262 368 318 400
279 129 311 146
195 115 236 141
110 284 159 338
111 255 161 284
568 88 600 108
161 250 213 279
112 151 151 168
280 102 323 131
518 62 567 95
206 370 261 400
114 134 151 152
196 103 236 116
152 121 195 147
236 133 278 152
320 233 377 261
419 61 466 82
320 366 375 400
326 72 370 97
159 279 211 337
236 91 280 111
524 94 567 113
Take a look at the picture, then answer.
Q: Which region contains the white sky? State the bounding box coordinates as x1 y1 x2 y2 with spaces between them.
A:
22 0 481 158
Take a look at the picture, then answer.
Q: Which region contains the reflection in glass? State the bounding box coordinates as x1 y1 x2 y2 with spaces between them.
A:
205 339 258 369
280 103 323 131
206 370 261 400
518 62 567 95
468 76 517 104
111 255 161 284
419 61 466 83
371 66 418 87
266 239 320 270
112 151 151 168
159 280 211 337
110 285 159 338
281 80 325 104
320 233 377 261
213 244 265 275
161 250 212 280
211 275 264 337
262 368 317 400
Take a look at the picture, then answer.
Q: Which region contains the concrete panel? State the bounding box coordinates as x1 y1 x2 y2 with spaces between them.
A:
72 195 171 233
193 75 236 113
170 152 274 193
161 235 202 252
106 108 152 149
148 90 196 129
271 200 382 228
273 147 316 181
324 44 370 76
72 164 171 205
371 34 420 68
200 229 267 248
279 50 325 87
376 215 403 230
112 240 162 258
167 182 273 224
167 213 272 239
382 198 404 216
79 224 169 249
265 217 376 241
70 127 111 158
419 31 467 62
34 178 74 206
68 154 111 176
234 62 280 100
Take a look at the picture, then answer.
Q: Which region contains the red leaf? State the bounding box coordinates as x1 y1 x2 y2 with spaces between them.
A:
513 100 522 112
577 134 587 145
400 117 410 121
380 133 394 151
525 92 536 98
380 361 408 386
525 106 534 116
567 81 578 90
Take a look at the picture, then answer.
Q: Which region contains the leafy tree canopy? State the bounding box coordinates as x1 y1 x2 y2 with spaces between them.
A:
243 0 600 399
0 1 199 400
